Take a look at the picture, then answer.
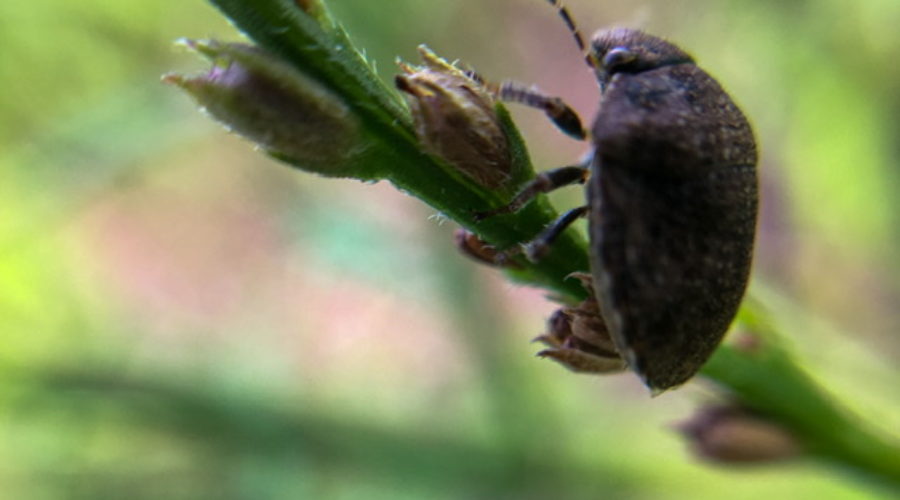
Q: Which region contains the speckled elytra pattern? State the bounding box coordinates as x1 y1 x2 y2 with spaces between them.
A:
586 29 758 390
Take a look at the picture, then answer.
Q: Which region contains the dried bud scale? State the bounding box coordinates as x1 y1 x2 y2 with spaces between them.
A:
535 274 627 374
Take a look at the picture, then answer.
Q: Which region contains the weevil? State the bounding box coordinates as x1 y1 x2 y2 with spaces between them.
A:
474 0 758 392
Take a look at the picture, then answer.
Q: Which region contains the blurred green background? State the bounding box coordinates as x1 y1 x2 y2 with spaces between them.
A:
1 0 898 498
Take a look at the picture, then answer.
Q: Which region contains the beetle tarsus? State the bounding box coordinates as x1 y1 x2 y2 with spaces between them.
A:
454 229 523 269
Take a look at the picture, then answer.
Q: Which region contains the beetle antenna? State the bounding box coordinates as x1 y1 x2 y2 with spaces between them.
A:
545 0 601 72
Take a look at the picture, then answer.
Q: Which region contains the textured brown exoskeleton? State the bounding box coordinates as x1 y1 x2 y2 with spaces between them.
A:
475 1 758 392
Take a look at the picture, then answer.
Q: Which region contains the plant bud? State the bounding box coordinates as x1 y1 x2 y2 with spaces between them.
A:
677 405 802 463
396 46 512 190
163 40 369 178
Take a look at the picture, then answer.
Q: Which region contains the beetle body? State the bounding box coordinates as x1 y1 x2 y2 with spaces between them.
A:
583 29 758 390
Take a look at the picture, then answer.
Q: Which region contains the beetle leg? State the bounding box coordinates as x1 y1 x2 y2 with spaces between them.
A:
454 229 523 269
466 71 586 140
475 165 588 220
497 81 586 140
523 205 588 262
475 203 588 264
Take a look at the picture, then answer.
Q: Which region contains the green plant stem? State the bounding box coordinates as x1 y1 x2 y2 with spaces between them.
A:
207 0 590 300
703 343 900 490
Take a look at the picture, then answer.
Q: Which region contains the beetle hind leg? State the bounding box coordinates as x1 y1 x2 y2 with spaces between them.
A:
523 205 588 261
471 201 588 265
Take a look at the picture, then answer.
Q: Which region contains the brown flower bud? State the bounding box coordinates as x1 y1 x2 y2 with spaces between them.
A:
395 46 512 190
163 40 369 178
678 405 803 463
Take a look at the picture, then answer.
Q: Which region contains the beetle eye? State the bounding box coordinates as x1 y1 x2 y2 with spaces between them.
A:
602 47 637 72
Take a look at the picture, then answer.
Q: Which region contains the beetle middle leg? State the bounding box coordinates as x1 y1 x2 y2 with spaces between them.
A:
475 164 588 220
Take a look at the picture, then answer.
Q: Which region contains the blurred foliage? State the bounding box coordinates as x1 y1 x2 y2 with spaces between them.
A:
0 0 897 499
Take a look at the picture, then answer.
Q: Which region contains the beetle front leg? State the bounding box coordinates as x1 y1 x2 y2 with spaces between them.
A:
495 80 586 140
466 71 586 140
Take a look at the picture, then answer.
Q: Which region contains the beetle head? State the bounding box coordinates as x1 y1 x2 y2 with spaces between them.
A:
590 28 693 87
